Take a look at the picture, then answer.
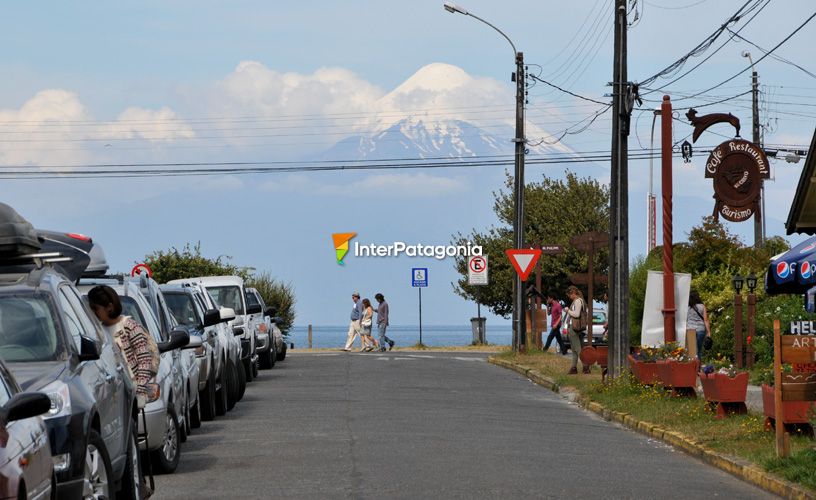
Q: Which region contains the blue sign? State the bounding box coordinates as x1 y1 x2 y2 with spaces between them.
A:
412 268 428 287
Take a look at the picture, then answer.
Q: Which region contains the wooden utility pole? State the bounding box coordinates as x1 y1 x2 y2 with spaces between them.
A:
608 0 630 377
661 96 676 343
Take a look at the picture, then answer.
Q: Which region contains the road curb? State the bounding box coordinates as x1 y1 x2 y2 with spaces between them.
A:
487 356 814 500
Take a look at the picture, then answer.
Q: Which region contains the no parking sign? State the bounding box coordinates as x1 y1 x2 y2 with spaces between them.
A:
468 255 488 285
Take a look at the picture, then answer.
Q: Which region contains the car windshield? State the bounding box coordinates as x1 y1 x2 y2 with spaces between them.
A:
164 293 199 327
209 286 244 315
0 293 62 362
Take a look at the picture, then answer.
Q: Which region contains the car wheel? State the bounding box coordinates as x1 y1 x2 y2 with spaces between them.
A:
259 348 271 370
252 358 259 379
179 404 188 444
226 360 238 411
83 429 113 499
151 407 181 474
237 360 247 401
268 345 276 369
243 358 253 383
190 393 202 429
215 363 228 416
115 423 143 500
201 366 217 421
17 482 25 500
277 343 287 361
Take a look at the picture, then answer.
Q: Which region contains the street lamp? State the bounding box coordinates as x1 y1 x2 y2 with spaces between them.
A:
732 273 744 294
443 2 527 351
745 272 757 368
746 272 758 293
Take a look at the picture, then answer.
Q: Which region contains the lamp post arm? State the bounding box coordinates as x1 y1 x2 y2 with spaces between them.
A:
464 12 517 57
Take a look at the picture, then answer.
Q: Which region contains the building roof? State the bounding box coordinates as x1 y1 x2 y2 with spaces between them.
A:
785 127 816 235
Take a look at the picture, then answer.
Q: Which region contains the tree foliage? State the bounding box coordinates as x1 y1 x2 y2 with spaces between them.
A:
246 271 296 336
144 242 251 284
452 171 610 318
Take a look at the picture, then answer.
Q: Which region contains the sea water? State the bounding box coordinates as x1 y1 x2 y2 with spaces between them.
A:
287 324 512 349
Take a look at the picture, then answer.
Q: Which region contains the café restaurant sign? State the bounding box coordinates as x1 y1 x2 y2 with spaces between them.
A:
686 108 770 223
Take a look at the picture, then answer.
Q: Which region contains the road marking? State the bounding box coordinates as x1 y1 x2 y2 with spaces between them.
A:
406 354 435 359
377 357 389 361
392 357 416 360
453 357 485 362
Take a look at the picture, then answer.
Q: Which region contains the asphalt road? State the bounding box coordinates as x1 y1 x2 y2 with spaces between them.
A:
154 351 773 499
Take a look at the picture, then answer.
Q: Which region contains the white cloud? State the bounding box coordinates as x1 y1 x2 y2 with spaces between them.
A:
261 172 465 197
107 106 195 142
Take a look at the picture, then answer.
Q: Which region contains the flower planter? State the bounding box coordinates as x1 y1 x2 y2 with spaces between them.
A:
761 384 816 434
657 360 699 397
699 372 748 419
627 354 661 385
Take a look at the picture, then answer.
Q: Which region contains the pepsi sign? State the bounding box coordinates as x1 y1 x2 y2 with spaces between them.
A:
777 261 791 279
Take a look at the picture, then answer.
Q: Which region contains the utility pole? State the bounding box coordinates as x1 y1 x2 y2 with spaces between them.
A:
744 51 764 248
608 0 630 378
513 51 527 352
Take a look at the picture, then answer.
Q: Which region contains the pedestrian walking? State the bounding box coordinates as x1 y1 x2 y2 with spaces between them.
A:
360 298 376 351
565 285 589 374
542 292 564 354
688 289 711 361
375 293 395 351
343 291 363 351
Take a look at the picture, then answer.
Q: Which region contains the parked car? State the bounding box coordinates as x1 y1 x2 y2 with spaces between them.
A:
0 358 55 500
168 278 243 411
245 288 275 370
131 275 201 440
0 209 142 499
188 277 259 386
561 308 607 349
161 283 228 421
77 278 198 475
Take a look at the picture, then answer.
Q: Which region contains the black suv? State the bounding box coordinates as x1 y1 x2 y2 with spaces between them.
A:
0 206 142 499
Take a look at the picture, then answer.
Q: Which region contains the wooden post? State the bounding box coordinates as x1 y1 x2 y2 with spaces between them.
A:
773 319 788 458
747 292 756 368
308 324 313 349
535 241 543 349
661 95 676 343
587 240 595 348
734 294 744 368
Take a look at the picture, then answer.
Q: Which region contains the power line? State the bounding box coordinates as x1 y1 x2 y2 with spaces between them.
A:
527 75 610 105
726 28 816 80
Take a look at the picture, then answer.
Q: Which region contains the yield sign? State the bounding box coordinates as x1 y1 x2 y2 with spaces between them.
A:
505 249 542 281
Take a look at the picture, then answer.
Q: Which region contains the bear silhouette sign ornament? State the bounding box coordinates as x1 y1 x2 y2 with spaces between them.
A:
686 108 770 223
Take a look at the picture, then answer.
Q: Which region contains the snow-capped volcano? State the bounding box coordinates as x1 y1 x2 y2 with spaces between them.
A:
314 63 572 161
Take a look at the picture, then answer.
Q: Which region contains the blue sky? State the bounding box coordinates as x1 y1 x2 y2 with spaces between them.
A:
1 1 815 328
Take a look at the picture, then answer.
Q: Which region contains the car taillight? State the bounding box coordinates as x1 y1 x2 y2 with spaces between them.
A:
66 232 92 242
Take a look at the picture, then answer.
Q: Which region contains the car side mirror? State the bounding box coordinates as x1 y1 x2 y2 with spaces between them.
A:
246 304 262 315
233 327 244 337
5 392 51 422
219 307 236 323
264 307 275 317
159 328 190 353
203 309 221 327
183 335 203 350
271 316 284 325
78 336 101 361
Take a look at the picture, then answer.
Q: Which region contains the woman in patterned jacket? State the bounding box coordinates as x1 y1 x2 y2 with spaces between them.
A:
88 285 160 407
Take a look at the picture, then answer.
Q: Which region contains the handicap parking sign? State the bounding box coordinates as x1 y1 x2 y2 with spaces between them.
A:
412 268 428 287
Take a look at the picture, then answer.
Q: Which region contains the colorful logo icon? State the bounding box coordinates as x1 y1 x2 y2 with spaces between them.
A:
332 233 357 266
777 261 790 279
802 242 816 254
803 261 812 279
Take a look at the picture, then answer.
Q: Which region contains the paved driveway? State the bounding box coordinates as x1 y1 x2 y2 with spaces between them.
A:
154 351 773 499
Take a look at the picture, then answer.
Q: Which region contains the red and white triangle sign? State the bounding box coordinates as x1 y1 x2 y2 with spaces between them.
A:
505 248 542 281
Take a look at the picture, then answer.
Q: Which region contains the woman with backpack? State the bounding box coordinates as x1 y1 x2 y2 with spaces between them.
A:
688 290 711 361
565 286 589 375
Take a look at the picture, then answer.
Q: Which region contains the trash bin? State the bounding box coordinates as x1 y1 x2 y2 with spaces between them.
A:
470 317 486 344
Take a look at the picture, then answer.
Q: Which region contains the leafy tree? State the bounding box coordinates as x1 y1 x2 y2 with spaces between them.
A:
144 242 251 283
246 271 296 336
452 171 610 318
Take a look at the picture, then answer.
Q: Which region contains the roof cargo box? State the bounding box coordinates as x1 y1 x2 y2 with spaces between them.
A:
0 203 41 257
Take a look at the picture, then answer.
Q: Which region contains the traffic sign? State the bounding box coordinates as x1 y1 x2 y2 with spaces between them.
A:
505 249 541 281
570 273 608 286
569 231 609 253
468 255 489 285
412 268 428 287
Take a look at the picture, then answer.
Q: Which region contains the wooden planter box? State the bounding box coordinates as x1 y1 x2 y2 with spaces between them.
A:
657 360 699 396
700 372 748 419
761 384 815 428
627 354 661 385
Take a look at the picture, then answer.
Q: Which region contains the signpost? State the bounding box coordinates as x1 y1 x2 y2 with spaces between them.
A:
569 231 609 352
412 268 428 346
468 256 488 344
506 249 542 351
